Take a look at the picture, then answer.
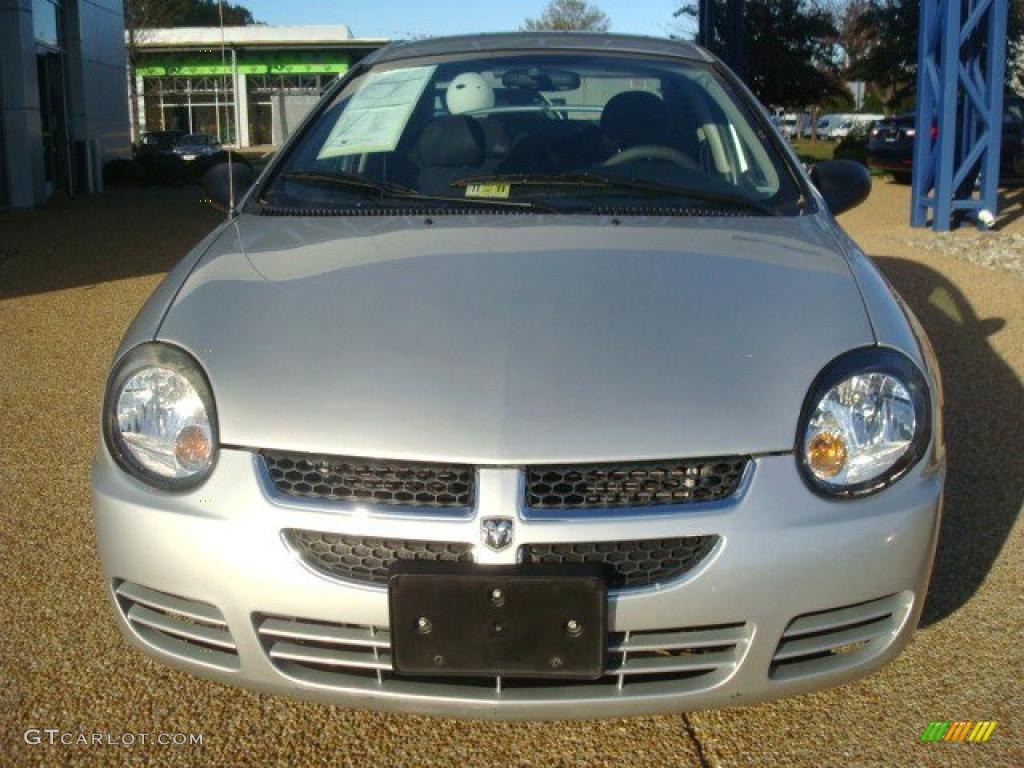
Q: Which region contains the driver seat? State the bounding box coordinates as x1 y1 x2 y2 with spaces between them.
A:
600 91 672 151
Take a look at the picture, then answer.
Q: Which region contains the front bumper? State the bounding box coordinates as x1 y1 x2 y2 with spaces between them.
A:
92 447 942 720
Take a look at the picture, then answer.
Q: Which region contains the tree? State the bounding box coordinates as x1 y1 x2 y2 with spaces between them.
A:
523 0 611 32
850 0 1024 110
1010 35 1024 97
830 0 873 66
125 1 256 140
847 0 919 108
678 1 845 110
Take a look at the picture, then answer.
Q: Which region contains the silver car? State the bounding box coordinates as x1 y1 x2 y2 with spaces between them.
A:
93 33 944 720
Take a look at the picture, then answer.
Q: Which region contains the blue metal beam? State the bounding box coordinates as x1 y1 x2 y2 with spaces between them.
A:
911 0 1009 231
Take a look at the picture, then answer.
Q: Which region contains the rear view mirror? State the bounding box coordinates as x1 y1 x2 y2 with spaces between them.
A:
811 159 872 216
502 67 581 92
201 161 255 212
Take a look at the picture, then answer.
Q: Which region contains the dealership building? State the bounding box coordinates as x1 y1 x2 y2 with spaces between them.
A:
0 0 130 208
130 25 387 148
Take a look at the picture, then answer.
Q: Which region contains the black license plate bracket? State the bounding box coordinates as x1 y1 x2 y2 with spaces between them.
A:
388 561 607 680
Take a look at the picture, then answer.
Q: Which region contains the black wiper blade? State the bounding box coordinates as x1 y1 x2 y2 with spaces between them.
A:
279 170 416 197
593 175 778 215
453 172 777 215
278 170 558 212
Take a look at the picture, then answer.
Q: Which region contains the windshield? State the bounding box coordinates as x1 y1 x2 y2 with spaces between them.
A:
258 52 804 215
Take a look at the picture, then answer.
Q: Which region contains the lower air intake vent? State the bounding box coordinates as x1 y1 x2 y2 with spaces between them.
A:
255 614 750 696
115 581 239 670
770 593 912 681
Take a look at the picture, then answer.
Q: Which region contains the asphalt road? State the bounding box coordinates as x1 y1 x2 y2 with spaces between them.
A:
1 182 1021 767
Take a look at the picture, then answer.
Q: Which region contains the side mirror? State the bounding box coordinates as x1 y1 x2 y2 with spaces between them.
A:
201 161 255 212
811 159 872 216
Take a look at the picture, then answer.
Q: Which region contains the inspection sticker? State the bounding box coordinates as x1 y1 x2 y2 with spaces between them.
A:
465 183 511 199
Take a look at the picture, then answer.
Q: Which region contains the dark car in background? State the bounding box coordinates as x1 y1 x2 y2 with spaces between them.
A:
172 133 223 162
868 97 1024 183
137 130 186 156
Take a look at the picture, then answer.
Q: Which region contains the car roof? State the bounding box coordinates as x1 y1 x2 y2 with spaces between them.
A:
362 32 713 66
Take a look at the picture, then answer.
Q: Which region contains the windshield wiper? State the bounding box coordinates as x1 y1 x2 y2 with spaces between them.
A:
277 170 558 212
452 172 778 216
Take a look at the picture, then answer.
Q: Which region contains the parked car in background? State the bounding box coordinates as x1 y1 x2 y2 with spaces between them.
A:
771 113 800 140
137 130 185 156
803 114 839 139
172 134 223 162
867 98 1024 183
95 32 943 720
830 114 885 140
866 115 918 181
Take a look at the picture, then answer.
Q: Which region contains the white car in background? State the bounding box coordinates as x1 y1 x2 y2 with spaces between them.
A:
771 113 801 140
830 114 886 140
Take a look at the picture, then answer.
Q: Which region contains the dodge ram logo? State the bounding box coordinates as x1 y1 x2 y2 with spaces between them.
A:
481 518 514 551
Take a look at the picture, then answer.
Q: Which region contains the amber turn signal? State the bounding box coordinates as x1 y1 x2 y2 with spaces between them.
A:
807 431 848 478
175 425 212 470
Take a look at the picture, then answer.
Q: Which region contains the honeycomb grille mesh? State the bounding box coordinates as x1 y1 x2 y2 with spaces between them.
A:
284 529 474 585
262 451 474 508
524 536 718 588
526 457 748 509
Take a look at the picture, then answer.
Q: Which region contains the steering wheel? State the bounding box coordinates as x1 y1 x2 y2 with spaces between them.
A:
603 145 700 170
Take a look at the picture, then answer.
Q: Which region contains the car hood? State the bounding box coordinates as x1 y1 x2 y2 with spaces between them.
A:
158 213 873 463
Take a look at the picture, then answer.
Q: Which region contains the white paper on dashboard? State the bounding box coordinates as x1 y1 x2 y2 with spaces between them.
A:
317 66 437 159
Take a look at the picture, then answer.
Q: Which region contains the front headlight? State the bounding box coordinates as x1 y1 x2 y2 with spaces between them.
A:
103 343 218 490
798 348 930 498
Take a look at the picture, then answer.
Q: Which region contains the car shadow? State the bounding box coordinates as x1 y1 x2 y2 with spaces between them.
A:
873 256 1023 627
0 187 221 300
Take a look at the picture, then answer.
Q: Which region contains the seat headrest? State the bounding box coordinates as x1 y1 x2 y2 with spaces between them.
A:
601 91 670 148
417 116 486 168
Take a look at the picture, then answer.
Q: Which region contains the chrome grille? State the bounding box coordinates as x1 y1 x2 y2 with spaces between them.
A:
526 457 749 509
523 536 717 588
115 581 239 670
284 529 474 585
256 614 750 694
262 450 474 508
770 593 911 681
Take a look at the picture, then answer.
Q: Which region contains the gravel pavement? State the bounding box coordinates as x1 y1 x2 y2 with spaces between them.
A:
1 182 1021 767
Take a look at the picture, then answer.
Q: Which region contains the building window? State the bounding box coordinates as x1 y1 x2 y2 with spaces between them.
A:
143 76 236 145
246 74 336 146
33 0 62 49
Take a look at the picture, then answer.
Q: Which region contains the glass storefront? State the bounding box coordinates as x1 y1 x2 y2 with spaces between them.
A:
246 74 334 146
141 73 340 147
143 76 236 144
0 57 7 208
34 0 69 196
135 49 354 148
32 0 61 49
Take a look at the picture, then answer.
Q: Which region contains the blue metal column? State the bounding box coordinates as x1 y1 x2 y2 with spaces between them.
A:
910 0 1009 231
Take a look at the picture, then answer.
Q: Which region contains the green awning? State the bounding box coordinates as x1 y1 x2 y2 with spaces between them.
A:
135 50 350 77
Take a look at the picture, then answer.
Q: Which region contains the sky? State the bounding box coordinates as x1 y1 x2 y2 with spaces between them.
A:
242 1 696 41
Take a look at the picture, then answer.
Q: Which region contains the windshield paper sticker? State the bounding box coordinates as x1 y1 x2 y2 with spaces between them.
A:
317 66 436 159
465 182 511 199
